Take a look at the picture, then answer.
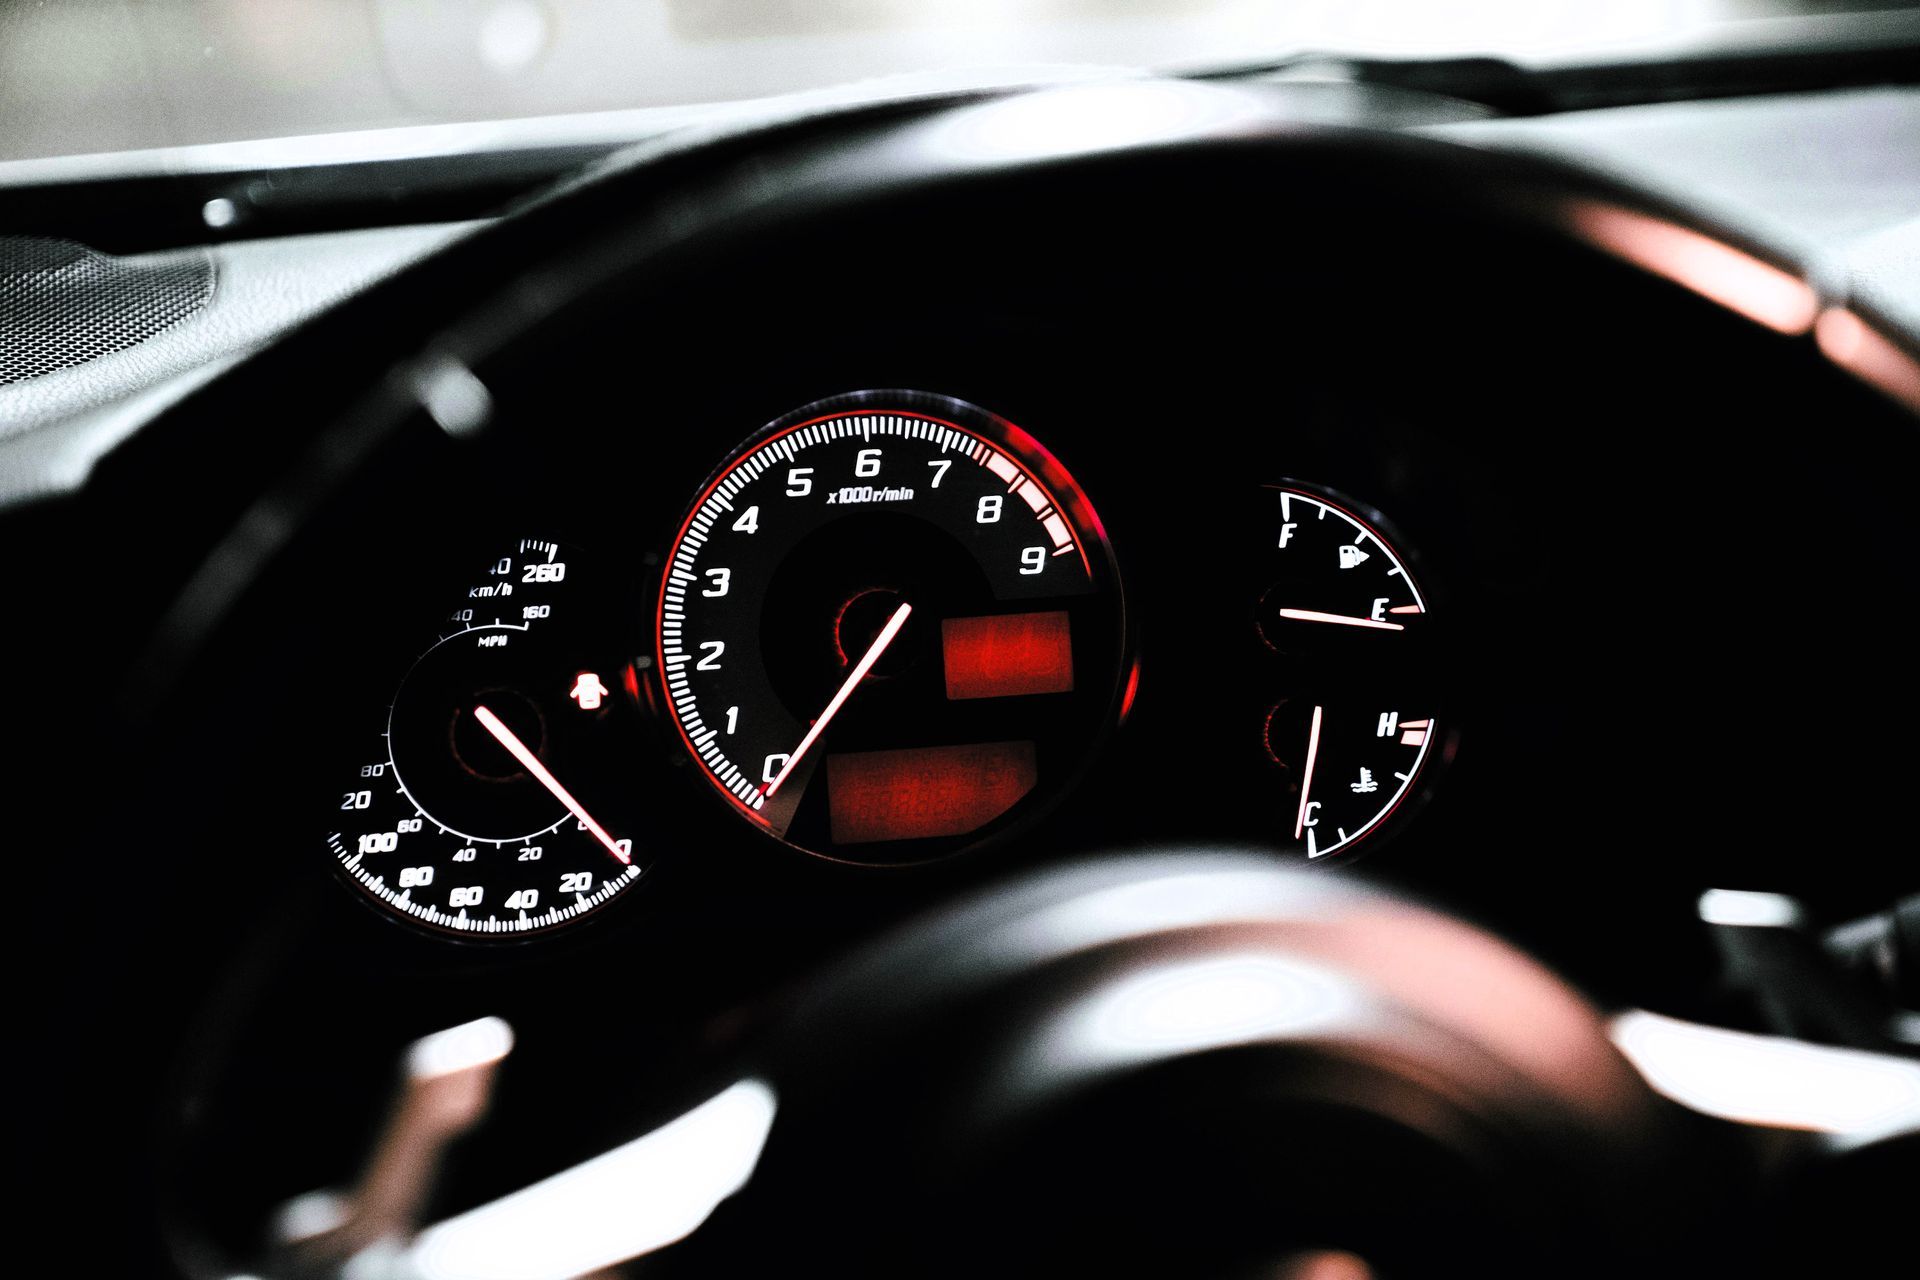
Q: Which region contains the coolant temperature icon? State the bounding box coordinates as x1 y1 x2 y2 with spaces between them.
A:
569 671 608 711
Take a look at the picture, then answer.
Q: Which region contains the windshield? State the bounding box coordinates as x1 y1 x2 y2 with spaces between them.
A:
4 0 1915 163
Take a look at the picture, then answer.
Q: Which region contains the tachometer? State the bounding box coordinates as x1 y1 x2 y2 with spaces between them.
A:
330 539 650 936
657 391 1127 864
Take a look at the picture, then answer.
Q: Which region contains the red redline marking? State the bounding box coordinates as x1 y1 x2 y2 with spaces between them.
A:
1293 703 1324 841
472 704 629 865
1388 605 1423 615
764 601 913 798
1277 608 1405 632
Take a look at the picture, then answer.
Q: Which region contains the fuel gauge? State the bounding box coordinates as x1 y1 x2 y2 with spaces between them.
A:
1256 486 1428 656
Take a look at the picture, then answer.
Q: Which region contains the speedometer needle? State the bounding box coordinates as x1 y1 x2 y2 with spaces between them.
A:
1277 607 1405 631
473 704 629 864
764 600 913 798
1293 703 1324 842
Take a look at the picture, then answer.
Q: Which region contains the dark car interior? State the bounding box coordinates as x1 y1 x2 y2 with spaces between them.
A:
6 6 1920 1277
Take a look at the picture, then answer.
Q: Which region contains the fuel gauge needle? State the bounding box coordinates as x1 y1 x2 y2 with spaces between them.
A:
764 601 912 798
473 704 629 864
1276 607 1405 631
1293 703 1324 843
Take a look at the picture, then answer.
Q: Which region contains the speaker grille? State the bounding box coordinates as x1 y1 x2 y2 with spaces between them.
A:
1 236 215 385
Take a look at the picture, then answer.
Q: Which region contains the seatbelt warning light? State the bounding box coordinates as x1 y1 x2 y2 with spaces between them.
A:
569 672 608 711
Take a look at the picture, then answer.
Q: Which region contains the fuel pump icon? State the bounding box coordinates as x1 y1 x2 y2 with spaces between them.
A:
569 672 608 711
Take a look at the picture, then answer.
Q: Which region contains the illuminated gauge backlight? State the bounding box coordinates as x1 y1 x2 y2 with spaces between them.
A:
1256 485 1443 862
1265 699 1438 860
657 392 1127 864
1258 488 1428 652
329 539 651 937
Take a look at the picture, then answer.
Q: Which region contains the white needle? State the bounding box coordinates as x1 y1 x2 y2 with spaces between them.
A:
1277 607 1406 631
764 601 913 798
1293 703 1324 842
473 704 629 864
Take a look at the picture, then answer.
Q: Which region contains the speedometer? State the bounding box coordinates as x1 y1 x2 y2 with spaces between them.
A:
330 539 650 937
657 391 1127 864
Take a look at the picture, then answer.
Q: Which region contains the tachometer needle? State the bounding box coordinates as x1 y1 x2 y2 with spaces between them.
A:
1277 607 1405 631
473 704 629 864
764 600 913 798
1293 703 1324 842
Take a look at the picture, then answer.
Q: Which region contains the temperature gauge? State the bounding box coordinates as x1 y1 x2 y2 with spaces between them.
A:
1264 700 1439 860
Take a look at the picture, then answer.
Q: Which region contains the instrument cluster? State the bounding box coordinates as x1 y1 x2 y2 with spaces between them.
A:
327 388 1459 941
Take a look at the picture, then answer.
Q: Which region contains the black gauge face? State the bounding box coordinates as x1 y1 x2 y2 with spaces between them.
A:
1264 699 1439 861
657 391 1127 865
330 539 649 936
1254 485 1443 862
1256 488 1429 655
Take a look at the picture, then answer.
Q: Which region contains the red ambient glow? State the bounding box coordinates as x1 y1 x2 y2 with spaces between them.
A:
1565 201 1818 336
942 611 1074 700
827 741 1038 844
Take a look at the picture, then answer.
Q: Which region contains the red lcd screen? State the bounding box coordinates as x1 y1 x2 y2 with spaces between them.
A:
941 611 1074 701
826 741 1038 844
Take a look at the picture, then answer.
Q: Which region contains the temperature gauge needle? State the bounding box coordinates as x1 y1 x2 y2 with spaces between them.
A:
1293 703 1324 842
764 601 913 798
1276 607 1405 632
473 704 629 864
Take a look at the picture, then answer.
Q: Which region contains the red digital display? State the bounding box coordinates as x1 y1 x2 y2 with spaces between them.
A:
826 741 1038 845
941 611 1074 701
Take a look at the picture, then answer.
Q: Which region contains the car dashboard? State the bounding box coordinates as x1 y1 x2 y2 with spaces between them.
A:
6 66 1920 1280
